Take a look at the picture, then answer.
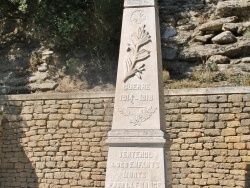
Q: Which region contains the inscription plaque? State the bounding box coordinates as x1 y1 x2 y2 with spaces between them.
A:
106 147 166 188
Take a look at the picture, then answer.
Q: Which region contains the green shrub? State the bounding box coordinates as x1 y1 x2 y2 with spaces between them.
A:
162 70 170 83
244 30 250 39
1 0 122 51
1 0 123 81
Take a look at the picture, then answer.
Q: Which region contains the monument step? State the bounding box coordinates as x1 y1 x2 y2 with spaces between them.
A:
108 129 169 138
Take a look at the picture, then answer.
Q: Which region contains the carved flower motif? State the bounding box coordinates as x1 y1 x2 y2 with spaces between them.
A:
131 10 147 25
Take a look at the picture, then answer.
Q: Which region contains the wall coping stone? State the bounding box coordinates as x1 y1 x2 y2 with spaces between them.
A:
0 91 115 101
165 86 250 96
0 87 250 101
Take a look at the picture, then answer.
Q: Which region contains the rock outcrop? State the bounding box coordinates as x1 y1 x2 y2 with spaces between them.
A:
160 0 250 82
211 31 237 44
0 49 58 94
216 0 250 19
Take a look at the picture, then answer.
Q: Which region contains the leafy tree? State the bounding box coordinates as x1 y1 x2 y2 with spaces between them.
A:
0 0 123 83
0 0 123 51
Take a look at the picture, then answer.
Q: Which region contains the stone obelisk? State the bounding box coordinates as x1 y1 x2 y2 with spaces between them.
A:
105 0 170 187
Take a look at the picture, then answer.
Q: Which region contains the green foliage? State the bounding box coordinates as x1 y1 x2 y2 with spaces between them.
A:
33 0 91 46
190 62 223 84
1 0 123 51
206 62 218 72
244 30 250 39
65 58 77 68
162 70 170 83
229 74 250 86
9 0 27 12
1 0 123 82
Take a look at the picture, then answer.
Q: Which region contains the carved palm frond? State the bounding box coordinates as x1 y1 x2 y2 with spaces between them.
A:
124 25 151 82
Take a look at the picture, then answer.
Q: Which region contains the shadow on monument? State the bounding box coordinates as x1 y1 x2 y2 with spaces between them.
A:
166 145 173 187
246 164 250 188
0 97 38 188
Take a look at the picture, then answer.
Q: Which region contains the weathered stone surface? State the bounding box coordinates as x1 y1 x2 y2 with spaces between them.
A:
222 23 239 32
216 1 250 18
221 128 236 136
198 16 238 31
180 39 250 60
241 57 250 63
171 32 191 44
42 50 54 56
29 72 48 83
194 34 214 43
212 31 237 44
179 132 201 138
204 129 221 136
207 55 230 64
236 126 250 134
29 82 58 91
37 63 48 72
181 114 205 122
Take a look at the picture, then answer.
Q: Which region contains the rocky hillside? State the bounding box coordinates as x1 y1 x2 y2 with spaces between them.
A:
1 0 250 94
160 0 250 88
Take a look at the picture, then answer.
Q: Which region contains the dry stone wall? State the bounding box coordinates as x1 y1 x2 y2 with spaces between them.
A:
0 93 114 188
165 87 250 188
0 87 250 188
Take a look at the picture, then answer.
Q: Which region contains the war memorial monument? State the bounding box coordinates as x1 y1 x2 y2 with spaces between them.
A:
105 0 170 187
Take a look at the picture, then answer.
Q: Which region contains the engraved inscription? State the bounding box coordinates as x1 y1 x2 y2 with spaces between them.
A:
140 94 153 101
131 10 147 25
111 161 160 169
123 171 147 178
118 107 157 126
108 182 163 188
120 94 153 104
124 83 151 90
107 150 163 188
124 25 151 82
119 151 153 158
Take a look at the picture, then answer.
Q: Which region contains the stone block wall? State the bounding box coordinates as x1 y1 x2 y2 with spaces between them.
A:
0 87 250 188
0 93 114 188
165 88 250 188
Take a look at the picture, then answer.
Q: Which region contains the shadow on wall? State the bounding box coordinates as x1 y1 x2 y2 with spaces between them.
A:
0 97 38 188
247 164 250 188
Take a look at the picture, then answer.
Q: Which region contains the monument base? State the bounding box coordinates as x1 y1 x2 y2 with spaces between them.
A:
105 130 170 188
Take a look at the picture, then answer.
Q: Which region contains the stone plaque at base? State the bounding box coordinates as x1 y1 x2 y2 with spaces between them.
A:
105 0 170 187
106 147 166 188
